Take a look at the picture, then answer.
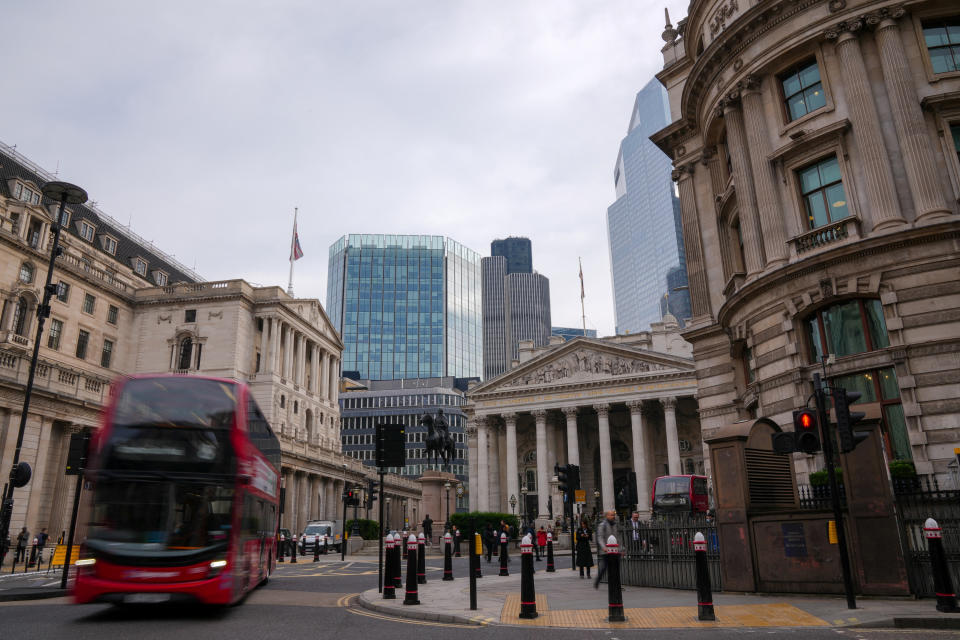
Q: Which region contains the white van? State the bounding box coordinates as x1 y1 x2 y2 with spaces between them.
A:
300 520 342 554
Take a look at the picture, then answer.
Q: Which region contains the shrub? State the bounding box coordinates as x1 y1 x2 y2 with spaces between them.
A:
889 460 917 479
809 467 843 487
449 512 520 539
345 518 379 540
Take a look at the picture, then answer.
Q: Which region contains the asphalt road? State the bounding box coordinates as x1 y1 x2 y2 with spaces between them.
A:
1 556 956 639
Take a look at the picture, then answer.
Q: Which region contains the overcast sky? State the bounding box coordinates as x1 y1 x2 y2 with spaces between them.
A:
4 0 687 337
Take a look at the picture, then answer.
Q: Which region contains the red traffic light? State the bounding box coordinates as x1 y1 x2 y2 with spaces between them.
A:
792 408 821 454
799 412 814 429
795 409 816 431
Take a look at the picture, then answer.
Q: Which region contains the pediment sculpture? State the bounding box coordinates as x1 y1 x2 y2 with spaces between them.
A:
502 349 667 388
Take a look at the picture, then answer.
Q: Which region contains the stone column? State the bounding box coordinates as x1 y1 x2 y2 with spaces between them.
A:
562 406 580 466
722 96 766 277
872 14 952 223
504 412 519 516
488 420 501 512
534 409 549 520
674 164 712 318
284 326 294 381
477 418 490 511
260 317 272 374
467 420 479 512
627 401 651 513
828 23 905 230
740 76 788 267
271 319 282 374
320 352 330 401
329 358 339 403
661 397 681 476
594 404 615 512
310 344 319 394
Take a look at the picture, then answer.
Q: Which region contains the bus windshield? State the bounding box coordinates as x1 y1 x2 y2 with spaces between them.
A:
654 476 691 496
101 377 238 474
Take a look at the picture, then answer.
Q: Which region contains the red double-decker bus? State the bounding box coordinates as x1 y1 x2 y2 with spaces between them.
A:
74 375 281 606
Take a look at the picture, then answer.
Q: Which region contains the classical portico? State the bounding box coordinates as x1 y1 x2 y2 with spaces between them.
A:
465 320 702 523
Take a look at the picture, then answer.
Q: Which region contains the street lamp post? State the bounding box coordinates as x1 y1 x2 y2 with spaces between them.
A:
352 484 361 537
0 181 86 564
403 499 408 530
386 497 391 532
521 487 528 525
444 481 452 532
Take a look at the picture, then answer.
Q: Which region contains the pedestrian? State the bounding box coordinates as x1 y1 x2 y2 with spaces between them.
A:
484 523 495 563
594 509 617 589
37 527 49 563
422 515 433 546
575 519 594 579
629 511 641 551
452 525 462 555
536 527 547 561
15 526 29 563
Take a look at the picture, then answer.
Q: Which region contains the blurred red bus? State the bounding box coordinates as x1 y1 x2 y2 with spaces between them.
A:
74 375 281 606
651 475 709 517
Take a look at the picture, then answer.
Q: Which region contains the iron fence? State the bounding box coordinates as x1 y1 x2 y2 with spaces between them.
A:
617 515 721 590
797 484 847 510
893 476 960 597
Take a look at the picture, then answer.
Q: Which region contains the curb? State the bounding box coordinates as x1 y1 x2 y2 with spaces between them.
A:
848 615 960 630
357 590 486 626
0 588 67 603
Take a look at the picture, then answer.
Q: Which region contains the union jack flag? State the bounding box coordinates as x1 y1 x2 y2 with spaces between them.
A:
291 219 304 261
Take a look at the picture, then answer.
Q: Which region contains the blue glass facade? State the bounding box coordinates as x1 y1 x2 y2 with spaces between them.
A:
607 78 692 334
551 326 598 340
327 235 482 380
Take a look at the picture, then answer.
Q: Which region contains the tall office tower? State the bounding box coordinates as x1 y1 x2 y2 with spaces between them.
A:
326 235 482 381
607 77 692 334
551 326 598 341
490 236 532 275
481 253 551 380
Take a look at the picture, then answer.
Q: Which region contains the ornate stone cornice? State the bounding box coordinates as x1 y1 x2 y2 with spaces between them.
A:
501 412 517 424
531 409 547 420
671 162 697 182
824 16 864 40
561 406 579 418
593 404 610 417
626 400 644 413
660 396 678 410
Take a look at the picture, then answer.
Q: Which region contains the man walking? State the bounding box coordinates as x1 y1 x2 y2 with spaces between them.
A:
594 510 617 589
15 526 29 563
37 528 49 564
629 511 641 552
422 515 433 546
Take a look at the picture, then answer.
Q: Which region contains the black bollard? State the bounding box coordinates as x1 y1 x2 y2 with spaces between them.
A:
546 532 555 573
455 530 462 557
925 518 960 613
694 532 715 621
393 534 403 588
314 534 321 562
519 534 538 619
499 532 509 576
383 534 396 599
417 532 427 585
402 531 408 561
604 535 625 622
28 539 37 569
278 535 285 562
403 534 420 605
443 532 454 581
474 532 483 579
290 535 297 563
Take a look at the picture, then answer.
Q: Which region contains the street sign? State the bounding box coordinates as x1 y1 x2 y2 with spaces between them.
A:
574 489 586 504
50 544 80 567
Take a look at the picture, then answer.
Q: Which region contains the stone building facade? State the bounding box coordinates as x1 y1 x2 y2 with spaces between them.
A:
466 319 701 521
651 0 960 482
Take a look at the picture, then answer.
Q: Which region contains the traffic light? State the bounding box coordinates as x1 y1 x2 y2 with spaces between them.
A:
366 479 379 509
793 408 821 454
569 464 581 498
833 387 868 453
555 464 570 498
344 489 360 507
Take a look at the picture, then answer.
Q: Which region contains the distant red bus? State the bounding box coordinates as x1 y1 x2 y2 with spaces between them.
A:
651 475 709 516
74 375 281 606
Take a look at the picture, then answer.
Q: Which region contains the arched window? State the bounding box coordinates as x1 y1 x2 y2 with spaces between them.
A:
806 299 889 362
12 296 29 336
177 337 193 370
18 262 34 284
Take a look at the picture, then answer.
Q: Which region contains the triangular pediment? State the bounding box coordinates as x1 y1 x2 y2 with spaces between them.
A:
472 337 694 394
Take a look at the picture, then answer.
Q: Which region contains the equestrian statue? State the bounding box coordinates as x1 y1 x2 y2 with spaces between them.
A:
421 409 456 472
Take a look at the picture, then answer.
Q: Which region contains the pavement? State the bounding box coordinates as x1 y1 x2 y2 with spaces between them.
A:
358 556 960 631
0 560 69 601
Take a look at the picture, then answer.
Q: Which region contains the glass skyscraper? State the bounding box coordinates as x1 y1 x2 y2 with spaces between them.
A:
490 236 532 275
327 234 482 380
607 78 692 334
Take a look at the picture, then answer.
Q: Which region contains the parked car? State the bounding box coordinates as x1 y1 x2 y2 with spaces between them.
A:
300 520 341 554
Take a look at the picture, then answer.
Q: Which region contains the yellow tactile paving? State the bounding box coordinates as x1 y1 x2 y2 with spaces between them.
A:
500 595 830 629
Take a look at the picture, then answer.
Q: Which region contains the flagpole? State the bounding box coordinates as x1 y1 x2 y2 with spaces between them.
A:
579 257 586 337
287 207 297 296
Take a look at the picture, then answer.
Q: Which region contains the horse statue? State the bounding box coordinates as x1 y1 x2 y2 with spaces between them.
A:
422 409 456 472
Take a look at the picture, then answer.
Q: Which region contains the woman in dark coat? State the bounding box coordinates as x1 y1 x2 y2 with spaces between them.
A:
575 519 594 578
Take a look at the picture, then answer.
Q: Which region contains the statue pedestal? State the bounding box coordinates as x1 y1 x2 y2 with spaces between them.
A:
418 470 458 544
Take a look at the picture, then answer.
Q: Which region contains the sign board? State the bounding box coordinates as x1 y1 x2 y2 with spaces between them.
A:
376 423 406 468
781 522 807 558
50 545 80 567
574 489 586 504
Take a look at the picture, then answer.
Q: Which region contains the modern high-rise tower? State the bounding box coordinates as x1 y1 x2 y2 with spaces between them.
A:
607 78 692 334
482 238 551 380
326 234 482 381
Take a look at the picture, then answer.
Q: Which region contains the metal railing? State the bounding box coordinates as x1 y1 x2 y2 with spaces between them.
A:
893 476 960 597
617 515 721 590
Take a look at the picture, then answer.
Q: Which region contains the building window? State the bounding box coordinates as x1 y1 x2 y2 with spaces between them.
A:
101 339 114 368
742 345 755 384
952 123 960 164
18 262 34 284
56 281 70 303
280 395 286 409
155 271 168 286
780 59 826 121
832 367 908 460
807 299 889 362
79 221 95 242
47 318 63 349
12 297 29 336
798 156 849 228
57 209 70 228
82 293 96 315
185 309 196 323
178 337 192 370
107 305 118 325
923 17 960 74
76 329 90 359
103 236 117 255
134 258 147 276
